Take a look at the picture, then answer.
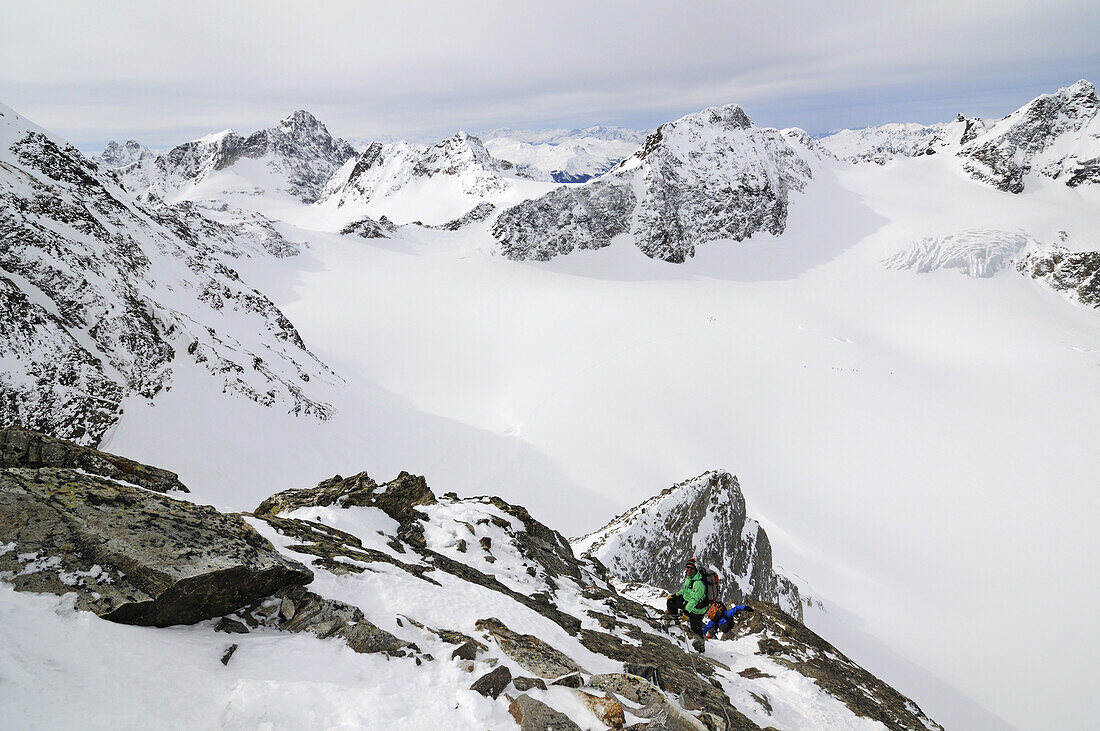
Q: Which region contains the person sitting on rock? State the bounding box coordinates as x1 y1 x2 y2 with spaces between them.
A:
702 601 754 639
665 557 708 641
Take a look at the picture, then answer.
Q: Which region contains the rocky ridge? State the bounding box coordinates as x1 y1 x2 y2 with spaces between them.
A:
111 110 357 203
320 132 547 222
1017 245 1100 308
957 79 1099 193
0 429 942 730
0 102 335 446
492 104 813 263
573 470 806 621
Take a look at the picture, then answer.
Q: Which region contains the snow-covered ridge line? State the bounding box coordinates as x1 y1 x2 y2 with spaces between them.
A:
1 431 944 730
0 103 336 446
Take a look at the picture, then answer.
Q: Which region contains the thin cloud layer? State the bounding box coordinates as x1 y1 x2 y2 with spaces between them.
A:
2 1 1098 149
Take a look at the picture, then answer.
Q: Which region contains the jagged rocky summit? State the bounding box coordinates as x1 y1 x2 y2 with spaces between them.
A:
0 102 335 446
93 139 155 168
492 104 813 263
573 470 806 622
108 109 358 203
1 430 942 730
957 79 1099 193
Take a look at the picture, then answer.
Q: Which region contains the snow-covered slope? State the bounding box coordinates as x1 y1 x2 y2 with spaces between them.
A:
0 436 944 730
114 110 357 205
0 102 335 446
317 132 555 226
957 79 1099 192
482 126 648 183
493 104 813 262
573 470 806 621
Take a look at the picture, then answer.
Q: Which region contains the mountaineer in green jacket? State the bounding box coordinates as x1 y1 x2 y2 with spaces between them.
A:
665 557 708 646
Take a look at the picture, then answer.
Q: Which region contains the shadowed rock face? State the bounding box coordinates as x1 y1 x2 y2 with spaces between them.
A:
0 432 312 626
574 470 804 620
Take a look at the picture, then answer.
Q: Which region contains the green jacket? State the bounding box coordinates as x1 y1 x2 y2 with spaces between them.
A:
676 571 706 614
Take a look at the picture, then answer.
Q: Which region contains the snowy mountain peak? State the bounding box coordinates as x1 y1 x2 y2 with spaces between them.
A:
572 470 806 620
957 78 1099 192
113 110 358 204
0 104 335 445
494 100 812 262
95 139 154 169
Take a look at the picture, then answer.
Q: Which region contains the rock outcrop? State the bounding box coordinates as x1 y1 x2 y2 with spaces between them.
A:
492 104 812 263
573 470 805 620
0 431 312 626
0 426 187 493
957 79 1099 193
1018 246 1100 308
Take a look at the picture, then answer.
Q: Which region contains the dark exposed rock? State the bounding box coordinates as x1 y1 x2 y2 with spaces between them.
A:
492 180 636 260
574 470 804 620
470 665 512 699
257 470 436 525
451 640 481 661
1017 246 1100 308
252 584 415 656
727 601 943 731
220 643 238 665
508 694 582 731
475 617 585 678
513 676 547 691
340 215 397 239
0 465 312 626
0 427 187 493
436 202 496 231
215 617 249 634
738 667 775 680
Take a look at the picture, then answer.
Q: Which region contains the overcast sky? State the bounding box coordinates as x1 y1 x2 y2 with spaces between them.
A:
2 0 1098 151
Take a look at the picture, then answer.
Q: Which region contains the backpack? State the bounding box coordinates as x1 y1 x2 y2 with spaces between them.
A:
702 568 720 603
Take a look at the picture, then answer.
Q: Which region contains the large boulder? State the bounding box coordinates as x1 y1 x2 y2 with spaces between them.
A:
0 441 312 626
0 426 188 493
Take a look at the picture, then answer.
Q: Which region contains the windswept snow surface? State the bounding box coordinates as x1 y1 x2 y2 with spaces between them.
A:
84 123 1100 729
